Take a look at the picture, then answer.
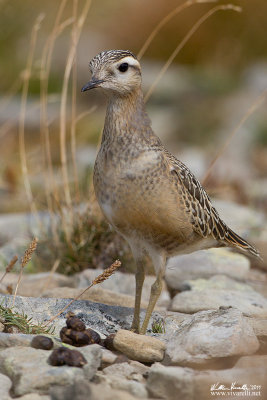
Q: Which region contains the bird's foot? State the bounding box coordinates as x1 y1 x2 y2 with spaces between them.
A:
130 321 140 334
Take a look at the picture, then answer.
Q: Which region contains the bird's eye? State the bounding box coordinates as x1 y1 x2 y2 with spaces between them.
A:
118 63 129 72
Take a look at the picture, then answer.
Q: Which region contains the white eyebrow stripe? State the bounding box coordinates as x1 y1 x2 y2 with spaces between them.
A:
117 56 140 68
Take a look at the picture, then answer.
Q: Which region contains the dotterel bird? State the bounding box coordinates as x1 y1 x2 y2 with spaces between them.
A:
81 49 260 334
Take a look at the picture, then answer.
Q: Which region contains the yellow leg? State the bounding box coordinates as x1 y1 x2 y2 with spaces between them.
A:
140 272 163 335
130 261 145 333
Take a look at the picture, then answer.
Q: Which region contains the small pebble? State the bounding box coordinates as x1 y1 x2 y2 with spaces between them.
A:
31 335 53 350
60 326 101 347
66 315 86 332
103 333 116 351
48 347 87 368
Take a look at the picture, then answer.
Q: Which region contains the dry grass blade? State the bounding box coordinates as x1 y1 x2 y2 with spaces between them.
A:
202 88 267 185
46 260 121 325
70 0 81 205
59 0 92 223
0 255 18 284
144 4 242 102
19 13 45 222
12 238 38 307
138 0 217 59
40 0 68 244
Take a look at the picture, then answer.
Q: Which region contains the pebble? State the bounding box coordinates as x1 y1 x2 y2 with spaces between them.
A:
113 329 166 363
31 336 53 350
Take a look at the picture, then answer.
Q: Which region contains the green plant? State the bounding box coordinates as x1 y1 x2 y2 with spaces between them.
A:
0 304 55 335
151 318 166 334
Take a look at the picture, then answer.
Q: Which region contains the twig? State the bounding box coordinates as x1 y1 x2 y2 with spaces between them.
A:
144 4 242 102
138 0 218 59
70 0 81 205
19 13 45 223
202 88 267 185
45 260 121 325
40 0 68 244
12 238 38 307
59 0 92 228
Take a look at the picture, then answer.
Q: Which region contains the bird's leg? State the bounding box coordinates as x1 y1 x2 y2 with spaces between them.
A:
131 260 145 333
140 272 163 335
140 253 166 335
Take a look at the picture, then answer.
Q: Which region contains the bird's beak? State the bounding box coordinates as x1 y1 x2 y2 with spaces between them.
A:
81 78 104 92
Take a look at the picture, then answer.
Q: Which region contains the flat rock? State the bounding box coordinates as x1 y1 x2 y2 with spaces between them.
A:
0 332 35 348
74 269 170 308
42 286 150 309
166 248 250 291
113 329 166 363
147 361 266 400
163 307 259 367
0 345 101 396
170 288 267 318
0 294 164 336
0 372 12 400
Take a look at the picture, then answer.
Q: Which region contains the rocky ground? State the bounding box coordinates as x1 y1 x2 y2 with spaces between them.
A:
0 200 266 399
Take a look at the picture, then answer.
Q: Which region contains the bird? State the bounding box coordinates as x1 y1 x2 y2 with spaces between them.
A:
81 49 260 335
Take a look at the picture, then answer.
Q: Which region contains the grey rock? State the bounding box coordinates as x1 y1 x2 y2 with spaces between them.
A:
50 381 137 400
79 344 102 380
245 318 267 352
170 288 267 318
180 274 255 292
0 372 12 400
166 248 250 291
0 346 100 396
100 348 117 367
0 332 34 348
103 360 149 383
163 307 259 367
147 364 194 400
0 294 163 336
147 361 267 400
95 372 148 398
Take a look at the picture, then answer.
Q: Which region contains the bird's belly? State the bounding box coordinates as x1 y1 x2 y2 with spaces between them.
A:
96 174 196 253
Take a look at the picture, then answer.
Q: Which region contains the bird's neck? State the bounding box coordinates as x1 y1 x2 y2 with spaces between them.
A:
102 88 155 147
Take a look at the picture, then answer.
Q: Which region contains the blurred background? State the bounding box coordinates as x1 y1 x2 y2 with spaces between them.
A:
0 0 266 273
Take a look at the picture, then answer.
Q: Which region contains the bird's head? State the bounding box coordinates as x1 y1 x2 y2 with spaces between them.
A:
81 50 141 96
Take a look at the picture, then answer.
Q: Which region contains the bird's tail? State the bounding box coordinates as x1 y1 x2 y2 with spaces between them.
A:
223 227 261 259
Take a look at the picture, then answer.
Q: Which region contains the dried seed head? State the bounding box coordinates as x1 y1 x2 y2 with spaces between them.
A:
6 255 18 273
92 260 121 285
21 238 38 268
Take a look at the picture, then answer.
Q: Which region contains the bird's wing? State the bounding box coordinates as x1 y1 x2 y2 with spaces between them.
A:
164 150 230 240
163 149 260 258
